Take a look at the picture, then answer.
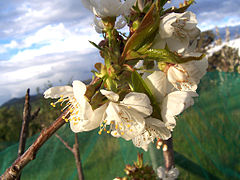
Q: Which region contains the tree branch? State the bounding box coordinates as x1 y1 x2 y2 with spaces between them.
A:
163 137 175 172
73 134 84 180
18 89 31 157
31 108 40 121
55 133 73 153
0 110 69 180
17 89 40 180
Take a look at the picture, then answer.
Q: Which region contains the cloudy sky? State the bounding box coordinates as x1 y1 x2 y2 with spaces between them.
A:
0 0 239 105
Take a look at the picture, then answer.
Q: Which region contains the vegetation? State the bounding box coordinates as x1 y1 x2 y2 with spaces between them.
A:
0 72 239 180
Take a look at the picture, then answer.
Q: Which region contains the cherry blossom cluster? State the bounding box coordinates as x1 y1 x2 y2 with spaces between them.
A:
44 0 207 151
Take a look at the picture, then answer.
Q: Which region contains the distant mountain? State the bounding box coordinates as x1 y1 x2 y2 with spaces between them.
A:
1 94 42 108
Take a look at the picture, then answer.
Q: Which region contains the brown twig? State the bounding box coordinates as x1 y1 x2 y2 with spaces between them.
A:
55 133 73 153
73 134 84 180
17 89 40 180
0 110 69 180
55 133 84 180
163 137 175 172
18 89 31 158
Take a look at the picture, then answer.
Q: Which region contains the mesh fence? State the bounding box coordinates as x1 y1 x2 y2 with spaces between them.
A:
0 72 240 180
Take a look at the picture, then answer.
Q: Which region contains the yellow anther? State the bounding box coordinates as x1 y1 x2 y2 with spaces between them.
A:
110 121 114 124
58 98 63 102
60 95 64 98
130 129 133 132
127 106 131 109
62 116 65 119
115 125 118 129
121 132 124 135
50 102 56 107
65 119 69 123
103 120 107 123
98 131 102 135
127 124 131 128
114 132 118 135
100 124 104 127
107 131 110 134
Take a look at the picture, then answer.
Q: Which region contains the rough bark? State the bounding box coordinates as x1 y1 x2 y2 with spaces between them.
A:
0 110 68 180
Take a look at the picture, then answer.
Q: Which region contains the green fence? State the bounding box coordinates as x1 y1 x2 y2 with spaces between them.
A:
0 72 240 180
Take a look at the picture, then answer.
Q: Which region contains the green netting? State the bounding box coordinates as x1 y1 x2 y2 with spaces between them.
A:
0 72 240 180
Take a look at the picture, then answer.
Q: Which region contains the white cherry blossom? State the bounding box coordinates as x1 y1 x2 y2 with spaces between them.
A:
167 55 208 91
157 166 179 180
132 117 171 151
144 55 208 92
100 90 153 140
152 11 200 53
44 80 105 133
161 91 198 131
82 0 135 18
145 72 198 131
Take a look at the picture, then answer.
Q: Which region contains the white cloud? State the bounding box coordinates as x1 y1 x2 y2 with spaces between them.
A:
0 20 102 105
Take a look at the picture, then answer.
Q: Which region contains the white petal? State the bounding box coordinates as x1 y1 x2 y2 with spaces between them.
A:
187 27 200 39
180 57 208 84
106 102 145 140
166 36 189 53
96 0 122 17
93 16 104 29
145 71 174 103
182 11 198 30
72 80 86 100
168 64 197 91
121 92 153 117
161 91 198 130
84 103 107 131
146 118 171 140
159 13 177 38
168 57 208 91
70 103 106 133
167 167 180 179
132 118 171 151
44 86 73 99
100 89 119 102
162 91 198 116
70 120 85 133
151 33 166 49
132 133 152 151
157 166 166 179
162 114 176 131
120 0 135 15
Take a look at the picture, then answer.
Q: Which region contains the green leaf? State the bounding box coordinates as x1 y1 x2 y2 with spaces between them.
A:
89 40 103 51
141 48 205 64
130 71 161 119
121 3 160 62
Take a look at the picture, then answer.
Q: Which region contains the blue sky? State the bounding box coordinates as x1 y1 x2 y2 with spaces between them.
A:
0 0 240 105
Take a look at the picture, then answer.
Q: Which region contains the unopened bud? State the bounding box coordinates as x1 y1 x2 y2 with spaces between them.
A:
163 144 168 151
